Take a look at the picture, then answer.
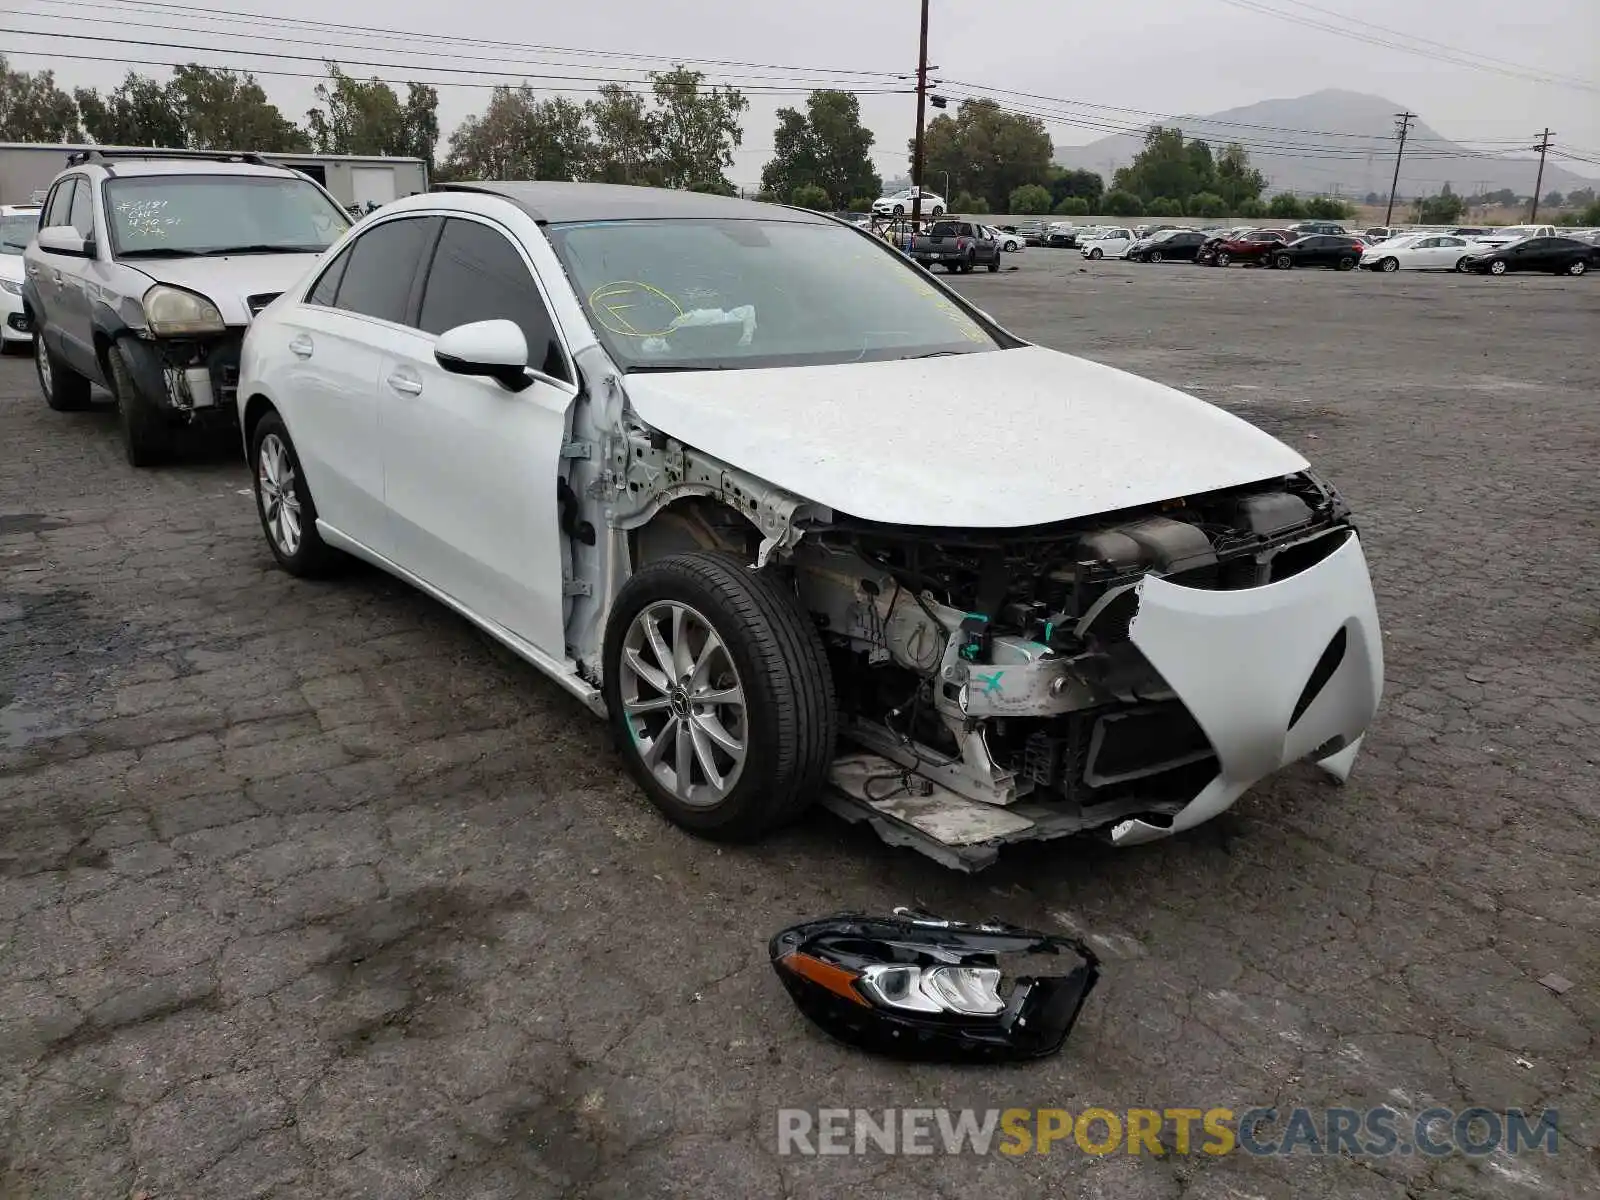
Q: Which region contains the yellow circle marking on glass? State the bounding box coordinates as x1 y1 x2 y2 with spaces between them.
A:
589 280 684 338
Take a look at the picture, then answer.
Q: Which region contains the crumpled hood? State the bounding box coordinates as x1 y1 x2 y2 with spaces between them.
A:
622 345 1309 527
126 253 326 326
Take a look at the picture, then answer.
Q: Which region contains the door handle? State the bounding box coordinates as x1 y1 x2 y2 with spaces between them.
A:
387 369 423 396
288 333 314 358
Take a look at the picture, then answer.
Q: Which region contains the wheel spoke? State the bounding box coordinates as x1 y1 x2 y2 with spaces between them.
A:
674 719 695 797
692 711 744 760
642 612 674 677
670 604 693 680
641 716 677 768
688 721 725 791
690 629 725 687
622 647 669 695
693 685 740 707
624 694 673 714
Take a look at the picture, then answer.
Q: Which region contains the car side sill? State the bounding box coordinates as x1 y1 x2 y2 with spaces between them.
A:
316 520 607 716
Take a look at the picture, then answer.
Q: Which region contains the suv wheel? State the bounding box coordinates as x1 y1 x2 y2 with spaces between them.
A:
36 335 91 412
106 342 167 467
250 411 338 576
603 552 836 842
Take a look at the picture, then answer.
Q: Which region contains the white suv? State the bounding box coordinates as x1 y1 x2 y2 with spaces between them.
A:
23 149 350 464
0 203 42 353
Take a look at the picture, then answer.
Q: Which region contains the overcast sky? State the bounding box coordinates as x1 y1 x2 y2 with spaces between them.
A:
5 0 1596 188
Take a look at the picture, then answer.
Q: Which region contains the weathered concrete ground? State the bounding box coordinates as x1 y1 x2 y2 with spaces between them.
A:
1 260 1596 1198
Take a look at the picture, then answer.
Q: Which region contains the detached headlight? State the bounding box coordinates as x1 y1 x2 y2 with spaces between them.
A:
0 278 22 296
143 284 225 336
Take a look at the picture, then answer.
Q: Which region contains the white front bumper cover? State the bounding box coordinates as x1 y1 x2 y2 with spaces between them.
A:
1111 530 1383 846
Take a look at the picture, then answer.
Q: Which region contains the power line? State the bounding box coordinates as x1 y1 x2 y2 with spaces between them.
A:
1208 0 1599 94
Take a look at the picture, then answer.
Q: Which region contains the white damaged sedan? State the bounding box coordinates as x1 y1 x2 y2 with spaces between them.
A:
239 183 1382 869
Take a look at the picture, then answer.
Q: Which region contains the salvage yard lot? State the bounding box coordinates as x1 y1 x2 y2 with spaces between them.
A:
1 260 1596 1199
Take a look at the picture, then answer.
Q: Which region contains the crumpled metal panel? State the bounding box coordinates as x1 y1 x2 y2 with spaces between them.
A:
1112 531 1383 845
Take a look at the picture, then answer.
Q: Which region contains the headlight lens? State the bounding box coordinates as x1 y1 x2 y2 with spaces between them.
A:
0 278 22 296
143 284 225 336
861 963 1006 1015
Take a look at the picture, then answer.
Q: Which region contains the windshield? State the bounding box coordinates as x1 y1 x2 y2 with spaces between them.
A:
104 175 350 257
1 213 38 255
546 217 1001 373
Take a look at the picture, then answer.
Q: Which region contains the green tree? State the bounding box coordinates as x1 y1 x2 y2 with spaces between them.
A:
1186 140 1216 195
1115 126 1205 203
1146 196 1183 216
760 90 880 209
1104 189 1144 216
1236 197 1266 219
848 196 871 212
1047 167 1103 209
305 64 438 163
1302 195 1352 220
0 54 81 141
1566 186 1594 207
1215 143 1267 211
1053 195 1089 216
168 66 305 152
446 88 591 180
1009 183 1052 214
649 67 747 191
1542 190 1564 208
1581 199 1600 225
952 191 989 213
790 183 829 210
586 84 660 185
1414 192 1465 224
74 71 183 147
1268 193 1304 219
1187 192 1226 218
917 98 1052 213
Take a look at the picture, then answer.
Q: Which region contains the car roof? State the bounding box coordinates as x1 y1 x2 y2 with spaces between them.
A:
432 181 831 225
68 158 305 181
0 203 42 215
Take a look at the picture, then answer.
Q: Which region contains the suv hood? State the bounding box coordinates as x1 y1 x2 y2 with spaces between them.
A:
623 345 1308 527
125 252 327 326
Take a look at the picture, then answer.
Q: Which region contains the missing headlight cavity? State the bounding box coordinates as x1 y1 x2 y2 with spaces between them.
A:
770 909 1100 1062
1290 626 1348 728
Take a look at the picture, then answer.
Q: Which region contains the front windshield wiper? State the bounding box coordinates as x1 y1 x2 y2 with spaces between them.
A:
902 350 971 359
117 247 207 259
626 364 730 374
197 244 329 256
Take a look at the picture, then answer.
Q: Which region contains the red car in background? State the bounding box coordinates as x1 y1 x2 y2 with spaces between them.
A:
1205 228 1293 266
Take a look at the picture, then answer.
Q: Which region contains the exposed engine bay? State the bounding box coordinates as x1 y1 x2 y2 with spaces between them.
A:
786 471 1358 855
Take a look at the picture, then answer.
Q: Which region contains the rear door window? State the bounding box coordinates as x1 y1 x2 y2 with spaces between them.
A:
68 180 95 240
331 216 439 326
42 178 76 229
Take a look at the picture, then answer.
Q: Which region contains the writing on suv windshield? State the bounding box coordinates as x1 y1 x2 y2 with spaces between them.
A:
105 175 350 258
547 217 1000 373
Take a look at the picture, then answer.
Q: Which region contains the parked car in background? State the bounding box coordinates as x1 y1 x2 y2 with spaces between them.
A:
1265 234 1364 270
1193 227 1254 265
984 225 1026 252
0 203 41 354
1286 221 1350 237
1360 233 1481 273
1207 228 1292 266
1458 235 1595 276
1364 227 1397 241
1129 228 1208 263
1045 222 1091 249
871 188 946 218
1015 220 1049 246
1449 227 1492 238
1471 224 1556 248
237 180 1384 857
1080 228 1135 259
912 219 1001 272
21 149 352 464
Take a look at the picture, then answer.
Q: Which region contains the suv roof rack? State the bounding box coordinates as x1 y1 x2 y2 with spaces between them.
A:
64 148 276 168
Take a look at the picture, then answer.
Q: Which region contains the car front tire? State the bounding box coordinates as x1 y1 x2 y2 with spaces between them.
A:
1379 257 1399 272
1274 253 1293 269
106 342 169 467
1089 248 1103 260
250 410 337 577
1214 251 1230 266
603 552 836 842
36 333 92 412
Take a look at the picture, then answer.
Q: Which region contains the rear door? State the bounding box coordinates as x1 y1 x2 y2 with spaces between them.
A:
273 213 441 557
378 214 577 657
30 178 77 364
55 175 101 376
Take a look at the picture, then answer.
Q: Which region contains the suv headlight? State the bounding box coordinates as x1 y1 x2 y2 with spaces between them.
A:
0 278 22 296
143 285 225 336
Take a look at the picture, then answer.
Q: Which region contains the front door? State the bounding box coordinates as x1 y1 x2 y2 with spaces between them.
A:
378 215 576 657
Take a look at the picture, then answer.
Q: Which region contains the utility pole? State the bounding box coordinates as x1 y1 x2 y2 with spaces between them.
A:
910 0 931 228
1384 111 1416 226
1529 128 1554 221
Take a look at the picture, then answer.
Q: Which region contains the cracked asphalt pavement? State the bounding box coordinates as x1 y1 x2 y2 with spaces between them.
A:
2 259 1597 1198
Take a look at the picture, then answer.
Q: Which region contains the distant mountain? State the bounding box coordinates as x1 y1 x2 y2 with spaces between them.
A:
1052 89 1595 200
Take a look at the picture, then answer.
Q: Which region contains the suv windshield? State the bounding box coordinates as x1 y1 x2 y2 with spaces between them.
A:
104 174 350 258
1 213 38 254
547 217 1000 372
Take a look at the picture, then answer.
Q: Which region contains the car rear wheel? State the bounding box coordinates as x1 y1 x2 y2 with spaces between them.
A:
1337 256 1356 270
1379 257 1399 273
1455 257 1471 272
107 342 168 467
250 410 338 576
1566 260 1587 276
36 334 91 412
931 206 945 218
603 552 836 842
1489 260 1507 275
987 257 999 272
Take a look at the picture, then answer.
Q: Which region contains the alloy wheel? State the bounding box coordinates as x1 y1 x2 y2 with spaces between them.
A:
257 433 303 557
619 600 748 807
35 337 51 393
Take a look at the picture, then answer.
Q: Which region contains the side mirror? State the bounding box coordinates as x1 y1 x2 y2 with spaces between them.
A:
37 226 90 257
434 319 531 392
